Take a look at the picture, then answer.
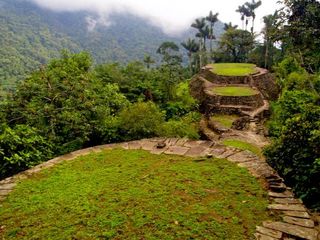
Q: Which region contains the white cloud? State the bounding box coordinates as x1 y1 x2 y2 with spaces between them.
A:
29 0 281 35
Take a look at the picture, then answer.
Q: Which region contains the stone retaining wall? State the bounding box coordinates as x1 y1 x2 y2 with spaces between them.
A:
203 89 264 108
197 67 280 101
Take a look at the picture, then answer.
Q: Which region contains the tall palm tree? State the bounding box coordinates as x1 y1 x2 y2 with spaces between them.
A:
181 38 200 73
206 11 219 54
245 0 262 34
262 11 279 69
143 55 155 69
224 22 238 31
191 18 207 67
236 5 247 30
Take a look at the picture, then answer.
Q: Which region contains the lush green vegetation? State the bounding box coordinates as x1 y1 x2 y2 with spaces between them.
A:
265 58 320 209
0 149 270 239
0 51 199 179
210 63 256 76
223 139 262 157
212 86 258 96
262 0 320 210
210 115 238 128
2 0 222 89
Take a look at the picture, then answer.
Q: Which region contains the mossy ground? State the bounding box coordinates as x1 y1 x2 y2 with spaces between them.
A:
212 86 258 96
210 63 257 76
223 139 262 157
0 149 270 239
210 114 239 128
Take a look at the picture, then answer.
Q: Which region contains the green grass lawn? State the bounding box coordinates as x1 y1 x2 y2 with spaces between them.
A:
210 63 257 76
212 86 258 96
223 139 262 157
211 115 238 128
0 149 270 240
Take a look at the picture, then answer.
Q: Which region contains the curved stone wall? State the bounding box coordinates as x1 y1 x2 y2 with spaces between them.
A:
203 89 264 108
198 66 280 101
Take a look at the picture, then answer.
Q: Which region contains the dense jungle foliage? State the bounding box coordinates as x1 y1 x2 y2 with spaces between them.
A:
0 0 225 89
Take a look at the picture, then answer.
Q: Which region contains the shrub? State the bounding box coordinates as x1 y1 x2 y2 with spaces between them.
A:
0 125 53 179
118 101 165 140
265 82 320 209
159 112 201 139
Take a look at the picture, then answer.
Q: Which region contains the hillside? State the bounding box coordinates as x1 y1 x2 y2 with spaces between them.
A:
0 0 225 89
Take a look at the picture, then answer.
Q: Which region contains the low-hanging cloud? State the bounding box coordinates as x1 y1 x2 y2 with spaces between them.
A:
28 0 280 35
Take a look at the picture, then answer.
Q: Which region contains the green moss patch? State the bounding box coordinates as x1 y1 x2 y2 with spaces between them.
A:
211 115 238 128
0 149 270 239
223 139 262 157
210 63 257 76
212 86 258 96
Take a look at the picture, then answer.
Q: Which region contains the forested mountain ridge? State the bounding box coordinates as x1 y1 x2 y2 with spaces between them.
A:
0 0 225 89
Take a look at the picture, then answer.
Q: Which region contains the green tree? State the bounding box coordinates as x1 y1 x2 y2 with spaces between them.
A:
4 52 128 154
191 18 207 67
143 55 155 69
181 39 200 74
224 22 238 31
245 0 262 34
157 42 183 100
279 0 320 72
236 5 251 30
262 11 280 69
0 124 53 179
206 11 219 56
216 29 255 62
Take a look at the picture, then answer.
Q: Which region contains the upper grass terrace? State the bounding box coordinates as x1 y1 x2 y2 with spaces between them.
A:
0 148 270 239
210 63 257 76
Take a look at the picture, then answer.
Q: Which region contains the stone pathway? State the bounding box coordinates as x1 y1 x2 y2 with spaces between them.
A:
0 138 319 240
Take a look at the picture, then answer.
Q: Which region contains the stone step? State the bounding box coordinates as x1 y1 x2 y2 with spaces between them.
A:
283 216 315 228
256 226 283 238
263 221 318 240
268 204 306 212
283 211 311 219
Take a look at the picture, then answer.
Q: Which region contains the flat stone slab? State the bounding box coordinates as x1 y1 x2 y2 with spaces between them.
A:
165 138 179 146
198 140 215 148
254 233 280 240
263 221 319 240
268 204 306 212
175 138 189 146
0 183 16 190
217 149 238 158
0 189 13 196
209 148 227 158
164 146 189 155
283 216 315 228
150 147 168 155
119 142 129 149
256 226 283 238
127 141 142 150
227 151 255 163
283 211 310 219
140 141 157 151
185 146 211 157
268 191 294 198
273 198 302 204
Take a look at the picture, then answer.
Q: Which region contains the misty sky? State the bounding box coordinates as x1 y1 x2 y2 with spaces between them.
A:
29 0 281 35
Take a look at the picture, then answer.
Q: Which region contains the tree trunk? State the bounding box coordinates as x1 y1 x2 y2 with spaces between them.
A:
264 40 269 69
251 17 255 35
